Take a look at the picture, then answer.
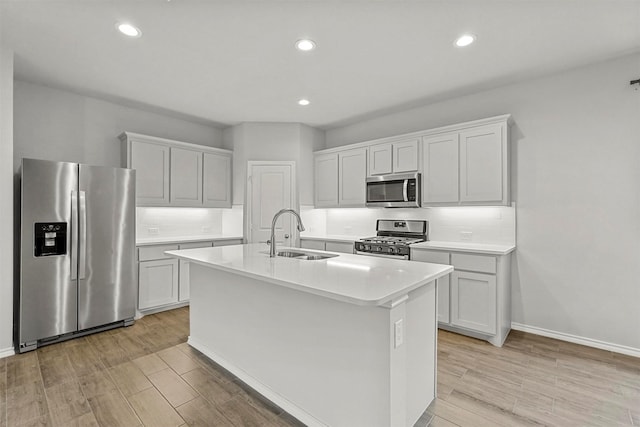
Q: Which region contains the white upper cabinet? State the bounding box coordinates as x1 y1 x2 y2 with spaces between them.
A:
203 152 232 208
422 132 459 203
121 132 233 208
393 139 420 173
368 139 419 176
314 153 339 207
421 116 510 206
338 148 367 206
312 115 510 208
368 143 393 176
170 147 203 206
459 123 506 203
129 139 170 205
314 148 367 208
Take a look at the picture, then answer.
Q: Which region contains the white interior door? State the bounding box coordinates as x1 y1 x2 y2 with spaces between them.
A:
247 162 296 246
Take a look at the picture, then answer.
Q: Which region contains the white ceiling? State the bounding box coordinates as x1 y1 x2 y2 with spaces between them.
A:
1 0 639 129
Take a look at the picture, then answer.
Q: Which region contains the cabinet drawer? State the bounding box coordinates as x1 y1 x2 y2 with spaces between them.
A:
179 241 213 250
451 253 496 274
138 244 179 261
300 240 325 250
411 250 450 264
325 241 354 254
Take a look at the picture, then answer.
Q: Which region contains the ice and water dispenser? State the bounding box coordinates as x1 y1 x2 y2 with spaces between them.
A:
34 222 67 257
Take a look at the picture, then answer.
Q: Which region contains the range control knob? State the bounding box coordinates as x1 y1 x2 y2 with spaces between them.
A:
376 246 382 252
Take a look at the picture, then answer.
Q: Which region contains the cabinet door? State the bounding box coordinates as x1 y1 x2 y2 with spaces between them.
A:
203 152 232 208
393 139 419 173
314 153 339 207
338 148 367 206
130 140 170 205
170 147 203 206
368 143 392 176
450 271 496 334
459 123 505 203
422 133 459 204
138 259 179 310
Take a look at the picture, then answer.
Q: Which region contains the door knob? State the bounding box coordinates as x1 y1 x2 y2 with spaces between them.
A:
284 234 290 239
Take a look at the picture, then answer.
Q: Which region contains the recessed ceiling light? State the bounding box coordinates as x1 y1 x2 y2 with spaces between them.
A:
298 99 310 106
117 23 142 38
455 34 476 47
295 39 316 52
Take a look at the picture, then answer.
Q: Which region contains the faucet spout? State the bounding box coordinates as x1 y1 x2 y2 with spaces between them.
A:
269 209 305 257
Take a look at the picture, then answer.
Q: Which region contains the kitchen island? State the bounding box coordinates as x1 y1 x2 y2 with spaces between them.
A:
166 243 453 427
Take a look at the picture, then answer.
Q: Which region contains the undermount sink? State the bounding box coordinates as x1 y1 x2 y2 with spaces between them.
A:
276 251 339 261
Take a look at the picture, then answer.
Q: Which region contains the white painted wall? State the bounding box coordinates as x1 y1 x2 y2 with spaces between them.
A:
326 53 640 350
13 80 224 172
0 47 15 356
223 122 324 206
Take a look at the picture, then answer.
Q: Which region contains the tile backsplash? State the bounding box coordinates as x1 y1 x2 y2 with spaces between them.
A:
301 205 515 245
136 205 243 238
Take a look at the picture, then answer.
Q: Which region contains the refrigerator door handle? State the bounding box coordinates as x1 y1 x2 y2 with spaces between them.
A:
70 190 78 281
79 191 87 280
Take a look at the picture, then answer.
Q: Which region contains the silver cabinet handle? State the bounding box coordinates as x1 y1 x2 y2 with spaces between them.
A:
71 191 78 280
79 191 87 280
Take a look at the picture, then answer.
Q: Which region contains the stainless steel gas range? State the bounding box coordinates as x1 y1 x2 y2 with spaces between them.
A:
354 219 428 260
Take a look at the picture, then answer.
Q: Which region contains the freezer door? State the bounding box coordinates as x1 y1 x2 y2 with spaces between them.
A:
78 164 136 330
20 159 78 344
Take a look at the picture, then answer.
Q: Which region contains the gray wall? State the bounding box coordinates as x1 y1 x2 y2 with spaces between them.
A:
326 53 640 350
13 80 224 172
0 48 14 355
223 122 325 206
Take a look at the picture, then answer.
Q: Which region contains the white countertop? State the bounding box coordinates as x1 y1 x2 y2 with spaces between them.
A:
136 234 243 246
411 241 516 255
299 234 358 243
166 243 453 307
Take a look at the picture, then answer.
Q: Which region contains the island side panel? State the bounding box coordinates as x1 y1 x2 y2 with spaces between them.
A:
188 263 394 427
405 282 437 425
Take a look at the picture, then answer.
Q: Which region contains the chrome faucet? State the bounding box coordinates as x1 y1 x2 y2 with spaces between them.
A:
269 209 306 257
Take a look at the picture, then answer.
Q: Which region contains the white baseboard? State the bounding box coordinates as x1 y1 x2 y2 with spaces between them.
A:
0 346 15 359
511 323 640 358
187 336 328 427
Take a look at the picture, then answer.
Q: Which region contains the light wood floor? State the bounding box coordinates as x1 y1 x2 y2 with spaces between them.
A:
1 307 639 426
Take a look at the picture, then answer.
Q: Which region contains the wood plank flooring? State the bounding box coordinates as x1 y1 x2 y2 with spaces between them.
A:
0 307 638 426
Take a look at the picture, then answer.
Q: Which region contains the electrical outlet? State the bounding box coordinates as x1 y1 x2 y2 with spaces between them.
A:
147 227 159 235
394 319 403 348
202 226 212 233
460 231 473 241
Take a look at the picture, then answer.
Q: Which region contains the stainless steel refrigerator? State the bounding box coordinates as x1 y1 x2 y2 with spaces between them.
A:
18 158 136 353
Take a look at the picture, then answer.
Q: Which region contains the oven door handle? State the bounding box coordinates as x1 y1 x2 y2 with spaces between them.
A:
403 179 408 202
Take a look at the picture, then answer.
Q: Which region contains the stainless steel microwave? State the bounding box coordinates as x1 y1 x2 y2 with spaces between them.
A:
366 172 421 208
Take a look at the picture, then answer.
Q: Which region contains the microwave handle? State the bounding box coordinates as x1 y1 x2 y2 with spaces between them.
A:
403 180 408 202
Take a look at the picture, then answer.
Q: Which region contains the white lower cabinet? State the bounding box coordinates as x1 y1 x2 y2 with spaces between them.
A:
450 271 497 334
300 239 354 254
411 248 511 347
138 257 179 311
137 239 243 314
